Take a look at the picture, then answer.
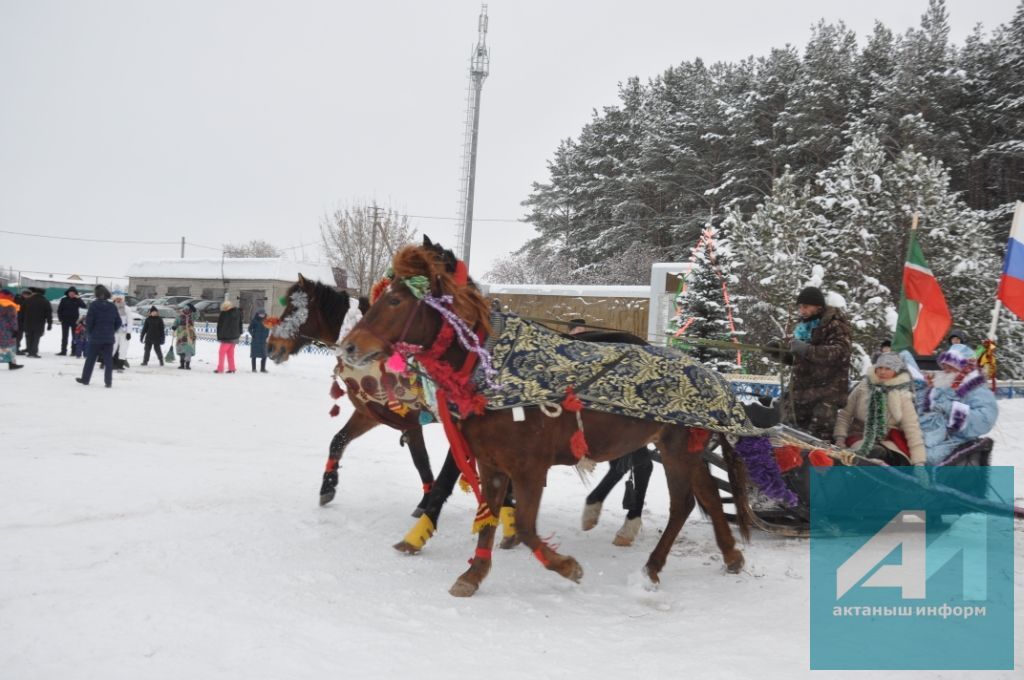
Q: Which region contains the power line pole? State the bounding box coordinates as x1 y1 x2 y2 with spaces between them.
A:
370 203 381 284
455 4 490 268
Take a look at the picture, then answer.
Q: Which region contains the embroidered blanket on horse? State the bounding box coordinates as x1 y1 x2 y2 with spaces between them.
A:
477 314 760 436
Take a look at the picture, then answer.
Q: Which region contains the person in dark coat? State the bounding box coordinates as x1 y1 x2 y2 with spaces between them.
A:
215 300 242 373
767 286 853 440
77 284 122 388
0 289 24 370
20 287 53 358
56 286 87 355
139 306 166 366
248 309 270 373
13 290 26 355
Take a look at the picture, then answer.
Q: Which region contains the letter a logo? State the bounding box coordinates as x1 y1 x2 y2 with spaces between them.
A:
836 510 927 599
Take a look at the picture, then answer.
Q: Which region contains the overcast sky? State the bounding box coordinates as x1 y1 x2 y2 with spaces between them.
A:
0 0 1014 285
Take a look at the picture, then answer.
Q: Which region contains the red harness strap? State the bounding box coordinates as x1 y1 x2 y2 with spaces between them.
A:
435 388 484 505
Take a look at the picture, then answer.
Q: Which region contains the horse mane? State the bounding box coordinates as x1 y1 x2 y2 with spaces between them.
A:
391 244 491 336
309 280 351 325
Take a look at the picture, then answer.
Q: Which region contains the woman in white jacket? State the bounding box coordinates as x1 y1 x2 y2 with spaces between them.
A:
832 351 926 467
111 292 132 369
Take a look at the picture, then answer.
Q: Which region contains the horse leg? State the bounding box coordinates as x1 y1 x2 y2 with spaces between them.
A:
512 466 583 584
613 447 654 547
643 427 697 588
394 450 460 554
498 482 520 549
449 461 507 597
582 458 628 530
691 461 745 573
320 409 380 506
401 427 434 517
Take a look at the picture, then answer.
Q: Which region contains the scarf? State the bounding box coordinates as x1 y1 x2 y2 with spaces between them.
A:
858 378 911 456
794 317 821 342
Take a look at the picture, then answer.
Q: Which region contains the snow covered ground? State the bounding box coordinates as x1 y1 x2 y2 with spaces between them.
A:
1 331 1021 679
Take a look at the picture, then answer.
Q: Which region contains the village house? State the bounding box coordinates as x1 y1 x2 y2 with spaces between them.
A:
126 258 343 319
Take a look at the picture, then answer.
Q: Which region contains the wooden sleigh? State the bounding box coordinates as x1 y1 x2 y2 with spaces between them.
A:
697 426 1005 537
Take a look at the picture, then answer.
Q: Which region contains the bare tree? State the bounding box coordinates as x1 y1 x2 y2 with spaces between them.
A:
222 239 283 258
320 202 417 294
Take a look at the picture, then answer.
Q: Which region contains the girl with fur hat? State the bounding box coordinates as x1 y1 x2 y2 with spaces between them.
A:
173 304 197 370
833 352 926 466
214 299 243 373
0 289 24 370
917 343 998 464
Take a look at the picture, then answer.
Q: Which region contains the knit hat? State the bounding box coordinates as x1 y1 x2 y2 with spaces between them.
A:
67 286 78 294
567 318 587 331
874 352 904 373
937 343 975 371
149 306 159 313
947 328 967 344
796 286 826 307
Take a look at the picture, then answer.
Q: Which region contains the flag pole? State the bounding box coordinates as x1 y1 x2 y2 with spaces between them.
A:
910 210 918 232
987 300 1002 341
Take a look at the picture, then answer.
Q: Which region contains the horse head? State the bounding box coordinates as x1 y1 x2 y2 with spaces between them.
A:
340 237 489 369
267 274 351 363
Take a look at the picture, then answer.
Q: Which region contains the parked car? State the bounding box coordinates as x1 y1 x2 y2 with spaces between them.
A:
134 298 157 310
175 297 206 310
152 296 195 308
191 299 224 322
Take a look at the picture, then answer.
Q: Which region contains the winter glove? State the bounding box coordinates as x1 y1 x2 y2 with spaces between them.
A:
126 333 132 341
47 322 52 330
947 402 970 432
764 339 787 362
789 339 810 357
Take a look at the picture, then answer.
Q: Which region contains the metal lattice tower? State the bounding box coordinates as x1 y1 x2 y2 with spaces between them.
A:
455 4 490 267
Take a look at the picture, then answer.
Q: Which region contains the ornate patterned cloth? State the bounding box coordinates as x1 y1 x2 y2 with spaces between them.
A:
477 314 761 436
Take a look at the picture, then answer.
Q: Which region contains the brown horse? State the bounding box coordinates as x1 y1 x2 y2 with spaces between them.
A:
265 275 438 515
341 239 753 597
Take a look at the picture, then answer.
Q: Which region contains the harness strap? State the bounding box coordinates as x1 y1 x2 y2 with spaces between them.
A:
435 388 484 505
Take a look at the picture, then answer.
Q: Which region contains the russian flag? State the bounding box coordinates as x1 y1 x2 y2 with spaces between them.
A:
997 201 1024 321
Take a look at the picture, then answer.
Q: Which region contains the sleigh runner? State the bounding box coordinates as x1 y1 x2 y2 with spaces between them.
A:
696 423 1007 538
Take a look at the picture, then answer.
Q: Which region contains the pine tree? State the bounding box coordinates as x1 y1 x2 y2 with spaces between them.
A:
670 228 744 372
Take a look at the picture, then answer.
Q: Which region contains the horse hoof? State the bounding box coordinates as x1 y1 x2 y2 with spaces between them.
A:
319 491 336 506
559 559 583 583
581 502 602 531
449 578 479 598
393 541 421 555
641 566 660 592
411 506 425 518
499 534 521 550
612 517 641 547
725 553 745 574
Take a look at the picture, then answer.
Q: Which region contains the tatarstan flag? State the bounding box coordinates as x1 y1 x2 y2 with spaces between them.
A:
996 201 1024 320
892 230 951 356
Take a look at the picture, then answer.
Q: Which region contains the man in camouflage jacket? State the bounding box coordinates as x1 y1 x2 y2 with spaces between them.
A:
769 286 853 440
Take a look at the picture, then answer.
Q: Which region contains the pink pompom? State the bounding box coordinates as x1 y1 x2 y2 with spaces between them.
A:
385 351 407 373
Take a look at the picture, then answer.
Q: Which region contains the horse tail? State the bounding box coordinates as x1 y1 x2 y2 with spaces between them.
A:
720 435 752 542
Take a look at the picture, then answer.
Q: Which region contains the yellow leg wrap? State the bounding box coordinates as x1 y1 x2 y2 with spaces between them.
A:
402 514 435 549
500 506 517 539
472 503 499 534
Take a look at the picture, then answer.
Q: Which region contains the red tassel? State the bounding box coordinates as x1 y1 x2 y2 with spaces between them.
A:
562 386 584 412
330 380 345 400
329 404 340 418
570 429 589 459
687 427 712 453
